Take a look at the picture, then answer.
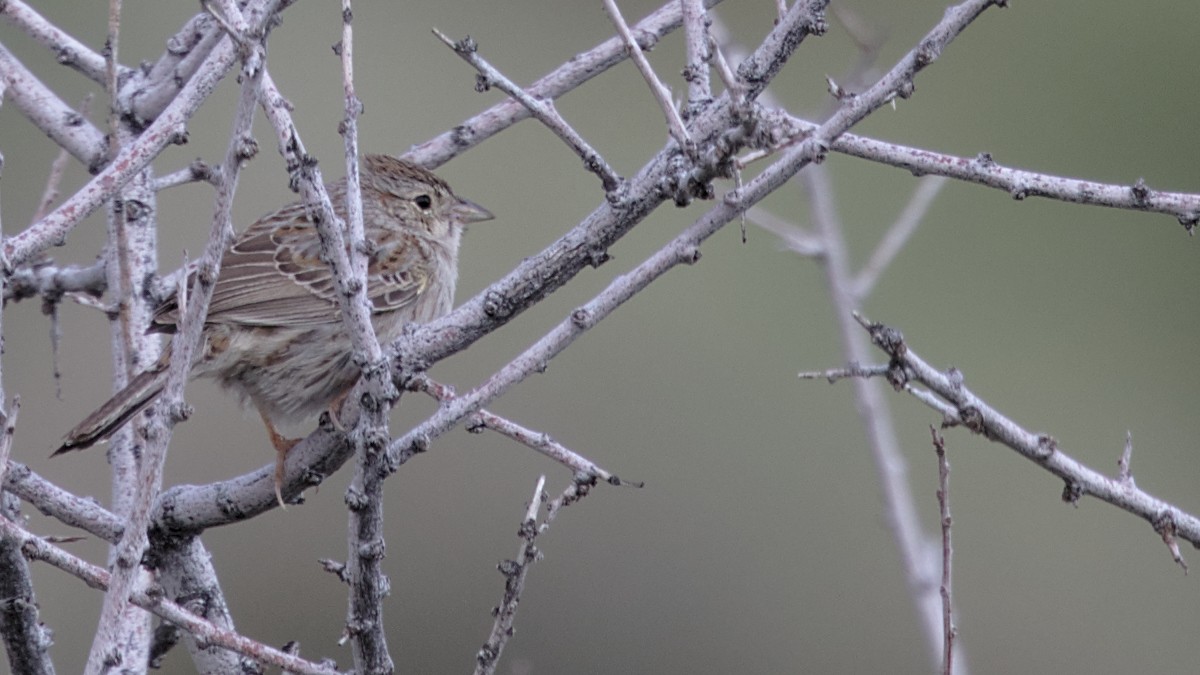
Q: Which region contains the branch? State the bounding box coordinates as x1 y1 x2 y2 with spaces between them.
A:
414 375 633 485
680 0 713 111
852 312 1200 568
433 30 622 193
406 0 725 168
930 427 955 675
335 2 396 670
150 0 827 534
0 42 107 169
474 476 545 675
2 22 241 268
1 516 341 674
780 114 1200 229
852 176 947 298
602 0 693 155
0 0 119 84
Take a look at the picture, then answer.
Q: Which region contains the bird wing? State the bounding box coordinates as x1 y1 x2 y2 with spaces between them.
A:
157 195 429 329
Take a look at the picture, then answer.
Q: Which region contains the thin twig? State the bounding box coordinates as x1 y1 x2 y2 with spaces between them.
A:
413 375 633 486
151 160 217 191
797 363 889 383
930 427 955 675
408 0 725 168
602 0 694 156
850 312 1200 566
32 95 92 224
779 114 1200 230
746 206 823 257
474 475 546 675
432 29 621 193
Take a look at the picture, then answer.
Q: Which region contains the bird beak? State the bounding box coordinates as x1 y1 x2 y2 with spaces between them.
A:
453 198 494 224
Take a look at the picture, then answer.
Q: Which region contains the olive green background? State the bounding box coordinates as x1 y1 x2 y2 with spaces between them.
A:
2 1 1198 673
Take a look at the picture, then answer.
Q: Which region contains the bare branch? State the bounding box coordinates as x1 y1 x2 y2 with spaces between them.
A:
852 312 1200 560
474 476 546 675
2 24 242 268
0 42 107 169
602 0 694 155
930 427 955 675
680 0 712 109
414 375 633 485
151 159 217 191
4 461 124 542
408 0 724 168
432 29 622 193
797 362 889 383
2 516 341 674
0 0 119 84
0 491 54 675
335 2 396 670
781 114 1200 229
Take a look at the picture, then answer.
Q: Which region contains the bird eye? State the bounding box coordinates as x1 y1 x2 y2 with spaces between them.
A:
414 194 433 210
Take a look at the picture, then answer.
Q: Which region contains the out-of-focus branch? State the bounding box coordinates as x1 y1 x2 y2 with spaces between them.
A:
853 176 946 298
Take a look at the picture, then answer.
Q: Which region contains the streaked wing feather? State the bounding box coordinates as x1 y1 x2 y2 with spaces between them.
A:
193 193 427 328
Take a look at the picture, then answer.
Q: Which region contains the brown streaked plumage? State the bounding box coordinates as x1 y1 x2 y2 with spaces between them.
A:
55 155 493 505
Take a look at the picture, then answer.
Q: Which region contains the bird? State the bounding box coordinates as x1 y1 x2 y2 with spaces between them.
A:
54 154 493 506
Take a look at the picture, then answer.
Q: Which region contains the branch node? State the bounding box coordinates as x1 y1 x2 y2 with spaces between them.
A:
1061 480 1084 507
956 405 985 434
1131 177 1151 205
1036 434 1057 460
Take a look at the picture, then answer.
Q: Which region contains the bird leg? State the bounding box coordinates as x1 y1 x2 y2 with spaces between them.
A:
257 407 299 509
324 385 355 433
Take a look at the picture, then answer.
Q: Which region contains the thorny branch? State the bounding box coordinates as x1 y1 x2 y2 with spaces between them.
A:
839 312 1200 570
2 0 1198 672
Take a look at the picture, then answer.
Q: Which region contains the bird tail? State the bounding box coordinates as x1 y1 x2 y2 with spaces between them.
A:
53 362 170 456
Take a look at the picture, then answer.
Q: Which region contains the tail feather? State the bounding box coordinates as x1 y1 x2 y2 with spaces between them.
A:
53 364 170 456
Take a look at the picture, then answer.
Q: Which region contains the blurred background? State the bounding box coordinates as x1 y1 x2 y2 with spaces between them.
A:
2 1 1199 673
